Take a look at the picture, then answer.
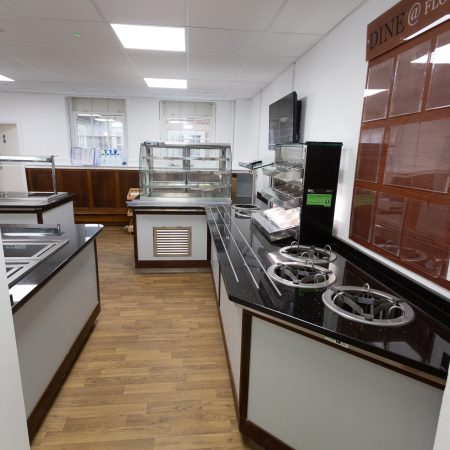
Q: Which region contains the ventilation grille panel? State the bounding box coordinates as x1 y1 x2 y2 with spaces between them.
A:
153 226 192 257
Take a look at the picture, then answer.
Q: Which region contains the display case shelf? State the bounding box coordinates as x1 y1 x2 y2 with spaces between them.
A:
139 142 232 199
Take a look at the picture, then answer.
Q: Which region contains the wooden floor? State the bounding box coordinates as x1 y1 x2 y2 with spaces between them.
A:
32 226 252 450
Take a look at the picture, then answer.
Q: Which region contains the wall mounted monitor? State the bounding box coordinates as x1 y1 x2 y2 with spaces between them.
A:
269 92 301 149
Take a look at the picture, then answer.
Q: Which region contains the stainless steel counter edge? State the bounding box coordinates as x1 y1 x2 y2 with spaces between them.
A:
128 197 232 208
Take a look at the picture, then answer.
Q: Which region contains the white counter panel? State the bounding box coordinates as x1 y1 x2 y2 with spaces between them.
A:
13 243 99 417
42 201 74 224
0 213 38 224
247 316 443 450
210 236 220 298
219 275 242 398
136 213 207 261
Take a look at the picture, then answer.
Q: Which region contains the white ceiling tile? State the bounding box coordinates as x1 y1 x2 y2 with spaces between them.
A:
229 80 266 91
236 71 280 83
187 79 231 90
63 45 129 65
80 63 137 77
0 43 65 61
4 71 87 83
2 0 103 21
190 53 246 72
0 52 35 72
189 28 261 54
0 1 16 16
189 0 283 31
26 59 86 74
269 0 366 34
1 81 78 93
254 32 321 57
100 75 144 87
94 0 187 26
0 17 51 44
244 54 295 72
223 89 257 100
186 70 240 82
27 19 120 47
127 50 187 71
135 68 188 80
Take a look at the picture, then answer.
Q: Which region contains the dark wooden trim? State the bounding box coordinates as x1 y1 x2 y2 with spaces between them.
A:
94 240 101 304
28 302 101 442
207 229 211 261
238 310 252 429
86 170 94 208
135 260 210 269
36 210 43 224
249 311 445 390
133 208 139 265
240 420 294 450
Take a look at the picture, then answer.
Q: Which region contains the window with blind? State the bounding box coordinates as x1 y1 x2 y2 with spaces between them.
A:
160 101 216 143
350 21 450 289
68 97 127 166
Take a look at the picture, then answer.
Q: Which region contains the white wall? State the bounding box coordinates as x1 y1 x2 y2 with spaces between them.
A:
232 99 258 169
125 97 161 166
0 92 242 167
0 93 71 164
0 238 30 450
0 123 27 191
249 0 450 297
292 0 398 239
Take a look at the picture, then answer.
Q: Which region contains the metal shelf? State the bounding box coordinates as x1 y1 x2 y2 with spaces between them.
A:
0 155 57 194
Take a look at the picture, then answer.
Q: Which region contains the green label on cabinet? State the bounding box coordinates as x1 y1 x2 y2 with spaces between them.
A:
306 193 333 207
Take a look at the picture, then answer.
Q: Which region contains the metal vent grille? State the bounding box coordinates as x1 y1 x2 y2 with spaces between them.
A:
153 226 192 257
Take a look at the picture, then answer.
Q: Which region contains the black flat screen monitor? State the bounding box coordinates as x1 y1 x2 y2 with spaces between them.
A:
268 92 301 149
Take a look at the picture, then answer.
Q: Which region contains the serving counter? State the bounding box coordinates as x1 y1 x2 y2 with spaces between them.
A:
205 204 449 450
0 192 75 225
2 223 103 440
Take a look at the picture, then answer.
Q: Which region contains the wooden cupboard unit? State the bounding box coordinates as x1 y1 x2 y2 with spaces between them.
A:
26 167 139 225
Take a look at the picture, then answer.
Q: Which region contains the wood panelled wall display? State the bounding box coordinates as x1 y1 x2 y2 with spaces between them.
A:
351 18 450 289
26 168 139 225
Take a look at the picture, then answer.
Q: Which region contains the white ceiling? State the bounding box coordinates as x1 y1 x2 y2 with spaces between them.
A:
0 0 366 100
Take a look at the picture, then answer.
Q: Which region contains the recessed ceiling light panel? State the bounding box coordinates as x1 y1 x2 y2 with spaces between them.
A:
145 78 187 89
0 74 14 82
111 24 185 51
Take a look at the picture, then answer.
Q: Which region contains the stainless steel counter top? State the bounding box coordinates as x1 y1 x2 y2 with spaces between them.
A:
128 197 232 208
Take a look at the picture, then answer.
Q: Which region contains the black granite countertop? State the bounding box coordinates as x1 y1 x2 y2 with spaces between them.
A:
2 223 103 313
206 204 450 381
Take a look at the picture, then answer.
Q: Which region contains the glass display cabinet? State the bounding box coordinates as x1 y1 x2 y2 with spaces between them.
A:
139 141 232 199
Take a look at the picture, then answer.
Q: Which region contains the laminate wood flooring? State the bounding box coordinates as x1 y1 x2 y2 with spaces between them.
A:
32 226 252 450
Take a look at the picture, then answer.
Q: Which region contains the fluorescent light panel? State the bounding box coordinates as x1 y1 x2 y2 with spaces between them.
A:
111 24 185 51
145 78 187 89
0 74 14 82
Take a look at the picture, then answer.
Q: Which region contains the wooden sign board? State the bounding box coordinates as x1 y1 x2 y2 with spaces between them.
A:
367 0 450 61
